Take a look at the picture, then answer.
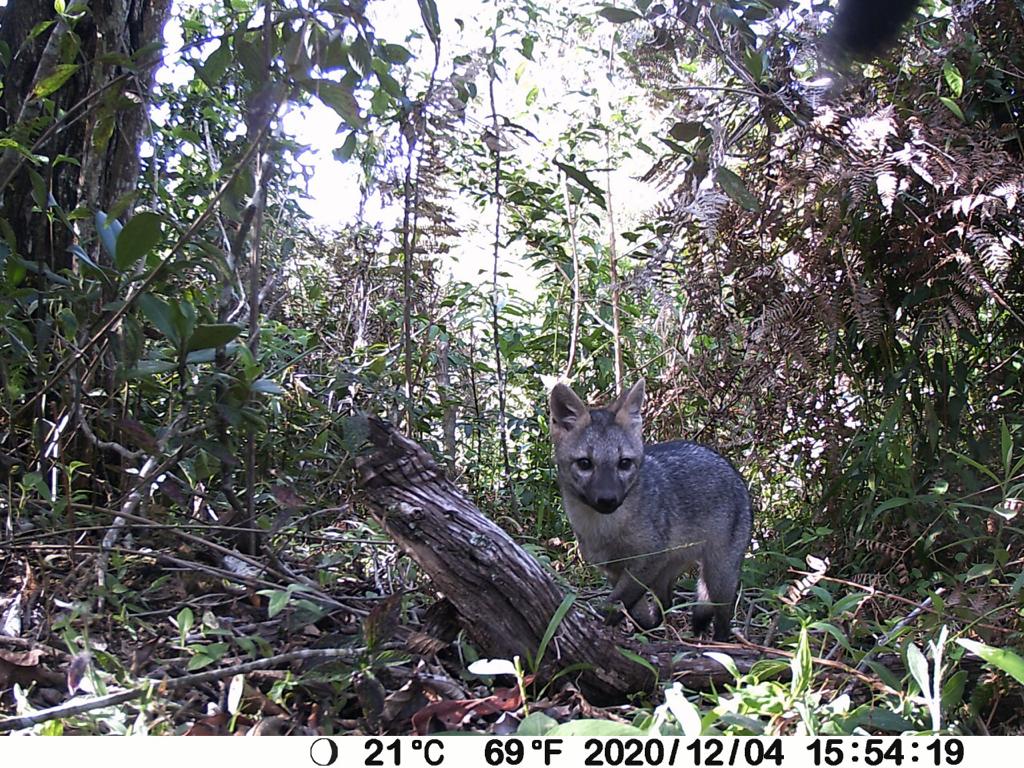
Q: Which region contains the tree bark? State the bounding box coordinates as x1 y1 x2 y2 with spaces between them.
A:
0 0 172 498
0 0 172 271
356 417 762 704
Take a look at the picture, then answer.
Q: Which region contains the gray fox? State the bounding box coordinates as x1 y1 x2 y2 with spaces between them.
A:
549 379 752 641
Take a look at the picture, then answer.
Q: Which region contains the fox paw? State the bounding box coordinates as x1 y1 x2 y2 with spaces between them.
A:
600 602 626 626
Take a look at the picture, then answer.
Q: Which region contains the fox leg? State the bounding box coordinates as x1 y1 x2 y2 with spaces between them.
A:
627 566 682 628
608 569 660 629
693 557 741 641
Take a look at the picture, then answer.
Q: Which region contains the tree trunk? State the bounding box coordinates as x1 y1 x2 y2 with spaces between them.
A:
0 0 172 271
0 0 173 479
356 417 762 704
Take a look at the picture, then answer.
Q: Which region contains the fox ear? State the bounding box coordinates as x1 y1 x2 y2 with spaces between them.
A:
613 379 645 428
549 383 589 438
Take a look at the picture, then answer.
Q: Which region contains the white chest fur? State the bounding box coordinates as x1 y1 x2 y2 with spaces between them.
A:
562 495 636 568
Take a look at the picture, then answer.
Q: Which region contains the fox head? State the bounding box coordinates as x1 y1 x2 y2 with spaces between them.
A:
549 380 645 515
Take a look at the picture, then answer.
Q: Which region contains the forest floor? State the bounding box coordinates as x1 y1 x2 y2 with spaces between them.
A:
3 506 1018 737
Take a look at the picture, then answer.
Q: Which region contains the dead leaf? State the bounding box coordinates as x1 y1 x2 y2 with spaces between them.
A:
381 678 431 733
0 648 43 667
129 638 161 676
410 685 525 735
158 476 190 506
417 598 460 647
184 712 233 736
66 652 91 694
246 716 304 735
271 485 305 508
407 631 447 656
363 593 403 650
355 670 387 732
489 711 521 734
118 417 159 452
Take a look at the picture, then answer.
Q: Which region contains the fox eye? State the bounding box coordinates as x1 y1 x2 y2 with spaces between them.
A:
618 458 634 471
575 457 593 471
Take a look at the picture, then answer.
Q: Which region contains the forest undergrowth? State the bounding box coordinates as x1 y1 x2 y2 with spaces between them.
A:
1 0 1023 736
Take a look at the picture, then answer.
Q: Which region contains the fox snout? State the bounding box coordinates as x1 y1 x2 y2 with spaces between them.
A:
582 473 628 514
590 494 622 515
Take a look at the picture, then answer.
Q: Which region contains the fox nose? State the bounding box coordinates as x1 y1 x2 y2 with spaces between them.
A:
593 496 620 514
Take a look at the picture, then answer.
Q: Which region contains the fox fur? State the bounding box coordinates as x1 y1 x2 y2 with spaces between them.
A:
549 380 752 641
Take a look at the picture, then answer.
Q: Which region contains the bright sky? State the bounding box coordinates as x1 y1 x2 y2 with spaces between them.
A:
157 0 659 287
279 0 476 228
279 0 658 287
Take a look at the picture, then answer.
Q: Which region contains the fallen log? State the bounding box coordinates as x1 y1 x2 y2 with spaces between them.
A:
355 416 762 704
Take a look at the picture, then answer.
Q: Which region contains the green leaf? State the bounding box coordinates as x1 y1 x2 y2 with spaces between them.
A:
138 293 180 346
184 344 239 365
743 47 765 82
33 64 80 98
267 590 290 618
939 96 965 122
535 593 575 672
547 719 645 736
553 160 606 208
790 626 812 696
416 0 441 45
251 378 285 395
1000 418 1012 479
334 132 357 162
950 451 1001 484
873 496 913 514
308 79 364 128
185 323 243 352
370 87 391 116
198 42 230 86
234 37 264 80
187 653 217 671
91 113 116 152
521 35 535 61
383 43 412 64
669 121 703 142
841 706 916 733
943 62 963 98
964 562 994 581
1010 571 1024 596
22 472 51 501
714 167 760 212
905 641 931 697
340 414 371 453
703 651 740 680
29 20 56 40
376 68 404 99
127 360 177 377
67 243 106 275
956 639 1024 684
95 211 122 260
941 669 967 712
28 168 49 209
349 37 372 76
517 712 557 736
598 7 642 24
664 683 703 736
176 607 194 647
526 86 539 107
115 211 163 271
0 138 41 163
618 646 659 680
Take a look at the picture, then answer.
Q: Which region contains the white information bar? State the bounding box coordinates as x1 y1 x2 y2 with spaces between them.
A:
0 735 1017 767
